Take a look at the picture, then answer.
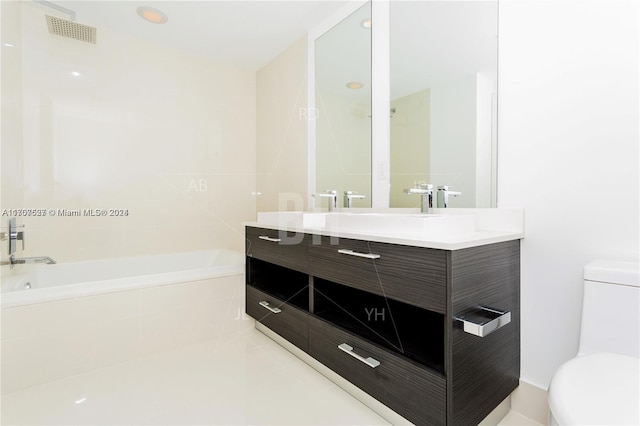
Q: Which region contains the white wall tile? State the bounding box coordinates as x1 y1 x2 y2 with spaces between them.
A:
11 1 256 263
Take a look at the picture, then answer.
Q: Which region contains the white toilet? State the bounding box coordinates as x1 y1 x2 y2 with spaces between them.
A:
548 259 640 425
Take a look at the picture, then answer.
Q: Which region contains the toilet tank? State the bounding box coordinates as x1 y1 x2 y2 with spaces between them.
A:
578 259 640 357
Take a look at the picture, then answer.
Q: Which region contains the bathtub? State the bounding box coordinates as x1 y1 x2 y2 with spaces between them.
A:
1 249 253 394
1 249 244 308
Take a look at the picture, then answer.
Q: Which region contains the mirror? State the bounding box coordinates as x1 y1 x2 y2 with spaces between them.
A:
311 1 498 209
389 1 498 208
314 2 372 209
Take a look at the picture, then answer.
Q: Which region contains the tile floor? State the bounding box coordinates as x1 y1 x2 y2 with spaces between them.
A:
1 327 542 425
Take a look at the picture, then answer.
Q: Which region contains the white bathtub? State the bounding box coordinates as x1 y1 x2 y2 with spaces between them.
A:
1 249 244 308
1 249 253 394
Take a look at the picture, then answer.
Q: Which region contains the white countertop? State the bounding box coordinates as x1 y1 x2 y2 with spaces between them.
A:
244 208 524 250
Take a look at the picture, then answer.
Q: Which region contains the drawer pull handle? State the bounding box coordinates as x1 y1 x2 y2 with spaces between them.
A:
258 236 281 242
338 343 381 368
337 249 381 260
259 301 282 314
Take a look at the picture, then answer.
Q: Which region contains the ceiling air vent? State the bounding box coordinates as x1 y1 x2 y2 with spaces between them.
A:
46 15 96 44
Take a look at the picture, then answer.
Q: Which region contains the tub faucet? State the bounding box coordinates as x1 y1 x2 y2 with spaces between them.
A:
312 190 338 212
437 185 462 208
404 183 433 213
5 255 57 268
343 191 366 208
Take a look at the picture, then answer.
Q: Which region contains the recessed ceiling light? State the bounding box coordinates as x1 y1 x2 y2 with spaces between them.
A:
136 6 168 24
361 18 372 29
346 82 364 90
70 71 82 77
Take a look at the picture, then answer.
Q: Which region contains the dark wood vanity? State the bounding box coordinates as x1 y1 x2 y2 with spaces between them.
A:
245 225 520 425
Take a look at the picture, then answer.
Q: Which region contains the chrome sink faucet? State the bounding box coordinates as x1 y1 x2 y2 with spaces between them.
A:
343 191 366 208
312 190 338 212
437 185 462 208
404 183 433 213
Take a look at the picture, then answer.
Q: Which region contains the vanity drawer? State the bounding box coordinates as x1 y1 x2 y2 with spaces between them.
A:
246 227 309 274
308 237 447 313
308 316 446 426
246 285 308 352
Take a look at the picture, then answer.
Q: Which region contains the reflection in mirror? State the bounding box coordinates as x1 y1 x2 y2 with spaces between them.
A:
390 1 498 208
315 2 372 209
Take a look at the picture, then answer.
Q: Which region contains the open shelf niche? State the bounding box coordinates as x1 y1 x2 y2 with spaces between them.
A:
313 278 445 374
247 258 309 311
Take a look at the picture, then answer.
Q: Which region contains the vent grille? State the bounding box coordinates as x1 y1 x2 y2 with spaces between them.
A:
46 15 96 44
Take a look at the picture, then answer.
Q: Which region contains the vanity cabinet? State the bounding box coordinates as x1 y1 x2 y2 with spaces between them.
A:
245 226 520 426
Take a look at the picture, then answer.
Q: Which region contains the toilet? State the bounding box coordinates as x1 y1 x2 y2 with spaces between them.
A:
548 259 640 425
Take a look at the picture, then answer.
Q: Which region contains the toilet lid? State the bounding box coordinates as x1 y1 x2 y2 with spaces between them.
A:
548 353 640 425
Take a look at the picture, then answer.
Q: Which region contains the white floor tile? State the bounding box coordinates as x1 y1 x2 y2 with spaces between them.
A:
1 328 390 425
2 326 537 426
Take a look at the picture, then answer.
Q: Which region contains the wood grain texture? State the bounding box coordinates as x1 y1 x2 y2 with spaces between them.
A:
308 316 447 426
246 285 309 352
244 226 522 426
246 227 309 274
448 240 521 426
308 236 447 313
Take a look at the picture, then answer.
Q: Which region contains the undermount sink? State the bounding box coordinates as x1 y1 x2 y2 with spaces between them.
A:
256 211 475 240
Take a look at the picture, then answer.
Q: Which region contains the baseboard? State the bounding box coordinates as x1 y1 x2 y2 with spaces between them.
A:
510 379 549 425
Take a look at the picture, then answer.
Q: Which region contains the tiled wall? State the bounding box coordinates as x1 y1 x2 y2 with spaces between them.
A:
256 36 308 212
1 273 253 394
4 2 256 263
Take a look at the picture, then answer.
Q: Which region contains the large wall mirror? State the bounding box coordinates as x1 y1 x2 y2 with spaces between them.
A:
314 2 372 208
390 1 498 208
312 1 498 209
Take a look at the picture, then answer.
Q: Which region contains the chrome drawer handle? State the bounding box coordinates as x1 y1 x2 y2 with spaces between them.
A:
337 249 381 260
337 343 380 368
259 301 282 314
258 235 281 242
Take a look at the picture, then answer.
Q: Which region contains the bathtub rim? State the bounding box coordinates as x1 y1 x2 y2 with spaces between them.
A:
1 251 245 309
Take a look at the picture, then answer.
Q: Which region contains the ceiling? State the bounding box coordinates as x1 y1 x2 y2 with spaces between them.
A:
42 1 349 71
33 1 497 95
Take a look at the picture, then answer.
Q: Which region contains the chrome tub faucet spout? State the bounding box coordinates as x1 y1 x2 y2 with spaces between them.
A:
10 255 57 265
2 217 56 268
